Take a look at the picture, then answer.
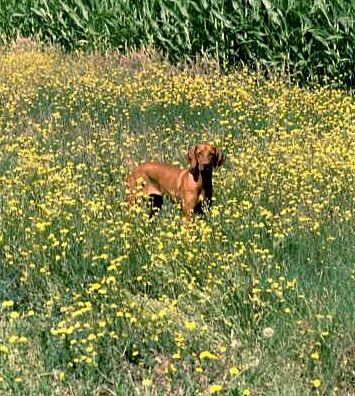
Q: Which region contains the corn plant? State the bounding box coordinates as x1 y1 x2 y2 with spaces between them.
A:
1 0 355 83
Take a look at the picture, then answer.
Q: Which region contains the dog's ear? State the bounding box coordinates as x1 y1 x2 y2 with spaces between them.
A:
212 147 225 167
186 146 197 169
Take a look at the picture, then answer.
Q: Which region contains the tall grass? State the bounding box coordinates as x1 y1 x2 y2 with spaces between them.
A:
0 47 355 395
1 0 355 84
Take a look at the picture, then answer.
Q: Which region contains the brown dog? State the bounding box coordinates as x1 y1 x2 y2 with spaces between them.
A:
126 143 225 219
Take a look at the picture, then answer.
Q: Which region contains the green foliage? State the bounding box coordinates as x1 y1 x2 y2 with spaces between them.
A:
0 47 355 395
1 0 355 84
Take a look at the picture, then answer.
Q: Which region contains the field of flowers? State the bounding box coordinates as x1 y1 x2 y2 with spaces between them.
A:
0 44 354 395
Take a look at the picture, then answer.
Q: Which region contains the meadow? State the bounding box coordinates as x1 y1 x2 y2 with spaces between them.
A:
0 44 354 395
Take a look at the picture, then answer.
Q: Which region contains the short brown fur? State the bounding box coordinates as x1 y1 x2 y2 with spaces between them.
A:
126 143 225 219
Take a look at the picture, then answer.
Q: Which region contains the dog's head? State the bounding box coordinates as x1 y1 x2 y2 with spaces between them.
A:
186 143 225 172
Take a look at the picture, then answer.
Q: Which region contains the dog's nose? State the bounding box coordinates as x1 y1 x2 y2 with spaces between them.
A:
200 161 212 170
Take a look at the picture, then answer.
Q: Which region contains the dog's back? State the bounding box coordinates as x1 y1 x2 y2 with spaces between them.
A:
126 162 185 199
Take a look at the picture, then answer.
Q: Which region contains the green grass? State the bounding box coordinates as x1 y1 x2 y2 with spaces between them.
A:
0 46 354 395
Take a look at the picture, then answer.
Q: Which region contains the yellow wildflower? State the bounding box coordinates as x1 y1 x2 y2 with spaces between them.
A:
209 384 223 394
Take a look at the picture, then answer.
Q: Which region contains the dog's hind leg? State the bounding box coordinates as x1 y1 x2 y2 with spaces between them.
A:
149 194 163 217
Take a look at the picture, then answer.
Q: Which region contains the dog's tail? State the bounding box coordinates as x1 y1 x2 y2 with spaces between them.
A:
124 157 135 171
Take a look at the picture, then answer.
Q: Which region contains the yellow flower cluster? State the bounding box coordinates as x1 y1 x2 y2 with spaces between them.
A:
0 46 353 395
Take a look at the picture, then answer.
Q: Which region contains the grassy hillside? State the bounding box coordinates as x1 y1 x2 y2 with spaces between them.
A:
0 46 354 395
